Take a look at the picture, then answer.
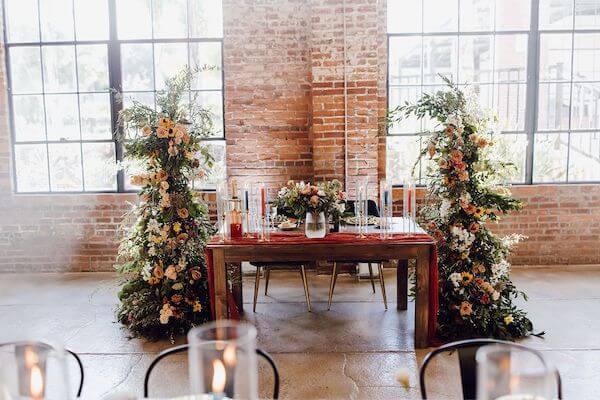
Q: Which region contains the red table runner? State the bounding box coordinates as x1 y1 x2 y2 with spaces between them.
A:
205 232 439 346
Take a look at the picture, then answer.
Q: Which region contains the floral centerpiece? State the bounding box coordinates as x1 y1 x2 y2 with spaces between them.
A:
389 77 535 341
273 180 346 238
114 70 216 340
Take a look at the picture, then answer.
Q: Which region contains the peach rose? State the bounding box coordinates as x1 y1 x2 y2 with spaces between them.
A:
177 208 189 219
171 294 183 303
165 265 177 280
469 222 480 233
459 301 473 317
156 170 168 181
177 233 189 243
142 125 152 136
309 195 319 206
153 265 164 279
160 181 169 190
457 170 469 182
157 126 169 138
450 149 463 162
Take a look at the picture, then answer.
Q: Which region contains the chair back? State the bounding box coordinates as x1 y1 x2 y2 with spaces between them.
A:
419 338 562 400
0 341 84 398
344 200 380 217
144 344 280 399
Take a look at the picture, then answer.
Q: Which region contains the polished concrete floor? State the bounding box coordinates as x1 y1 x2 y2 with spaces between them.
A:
1 267 600 399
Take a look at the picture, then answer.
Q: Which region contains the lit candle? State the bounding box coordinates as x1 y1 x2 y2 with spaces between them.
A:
30 364 44 400
211 359 226 399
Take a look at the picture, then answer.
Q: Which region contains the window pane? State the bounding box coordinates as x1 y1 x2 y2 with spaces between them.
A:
74 0 109 40
48 143 83 191
42 45 77 93
40 0 74 41
153 0 188 39
459 0 493 32
494 134 528 182
5 0 40 42
190 43 223 90
123 92 155 110
469 83 494 112
195 141 226 189
82 142 116 190
80 93 112 140
494 83 526 131
389 37 422 85
533 133 569 182
77 45 110 92
423 0 458 32
14 144 49 192
539 0 574 30
154 43 188 91
194 91 224 137
496 0 531 30
387 0 422 33
388 86 422 134
539 33 572 82
9 47 42 94
573 33 600 81
458 35 493 84
570 83 600 130
13 95 46 142
121 44 155 91
494 35 528 83
569 132 600 181
45 94 80 141
575 0 600 28
117 0 152 39
386 135 422 184
538 83 572 131
423 36 458 84
190 0 224 38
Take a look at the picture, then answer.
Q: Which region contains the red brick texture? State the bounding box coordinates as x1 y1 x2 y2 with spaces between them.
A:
0 0 599 271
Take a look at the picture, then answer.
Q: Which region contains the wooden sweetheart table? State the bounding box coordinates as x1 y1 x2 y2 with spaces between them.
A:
205 218 439 348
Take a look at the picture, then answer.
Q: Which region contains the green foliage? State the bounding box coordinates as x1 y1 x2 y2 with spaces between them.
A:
114 69 216 340
390 78 536 341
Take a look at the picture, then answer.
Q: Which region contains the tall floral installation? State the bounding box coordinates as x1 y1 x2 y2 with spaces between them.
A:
114 70 216 340
390 78 535 341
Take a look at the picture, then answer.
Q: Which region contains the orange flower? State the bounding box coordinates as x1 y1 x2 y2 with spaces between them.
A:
469 222 480 233
438 159 449 169
159 117 174 129
147 276 160 285
171 294 183 303
153 265 164 279
156 170 168 181
445 125 455 138
190 268 202 281
177 233 189 243
165 265 177 280
450 149 463 162
472 263 486 274
459 301 473 316
465 204 477 215
309 195 319 206
474 207 485 218
477 137 489 148
177 208 189 219
160 181 169 190
457 170 469 182
157 127 169 138
461 272 474 284
427 143 436 157
142 125 152 136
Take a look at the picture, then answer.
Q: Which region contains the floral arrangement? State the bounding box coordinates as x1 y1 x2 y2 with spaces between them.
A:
114 70 216 340
273 179 346 219
389 77 535 341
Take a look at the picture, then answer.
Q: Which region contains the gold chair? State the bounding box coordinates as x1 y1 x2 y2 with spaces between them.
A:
327 261 387 310
252 263 312 312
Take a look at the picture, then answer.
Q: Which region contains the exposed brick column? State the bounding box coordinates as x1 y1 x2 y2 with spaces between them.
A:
223 0 313 188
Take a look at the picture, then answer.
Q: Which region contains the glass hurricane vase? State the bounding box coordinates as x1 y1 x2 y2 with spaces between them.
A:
305 211 327 238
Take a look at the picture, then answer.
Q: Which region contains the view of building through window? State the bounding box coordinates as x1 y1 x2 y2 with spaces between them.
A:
387 0 600 185
3 0 225 193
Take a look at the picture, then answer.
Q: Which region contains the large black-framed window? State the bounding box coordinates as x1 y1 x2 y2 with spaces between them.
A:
3 0 225 193
387 0 600 185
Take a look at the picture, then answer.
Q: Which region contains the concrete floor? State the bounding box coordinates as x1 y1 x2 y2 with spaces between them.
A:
1 267 600 399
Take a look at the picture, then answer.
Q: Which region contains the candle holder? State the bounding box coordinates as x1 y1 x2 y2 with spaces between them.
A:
216 180 229 242
242 182 252 237
355 179 369 239
258 184 269 241
188 321 259 400
227 180 243 239
379 179 392 239
0 341 72 400
402 176 416 234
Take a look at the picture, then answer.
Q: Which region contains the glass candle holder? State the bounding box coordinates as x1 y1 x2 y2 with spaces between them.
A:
379 179 392 239
228 179 243 239
355 179 368 238
242 182 252 236
216 180 230 241
0 341 71 400
188 321 259 400
476 344 557 400
402 176 416 234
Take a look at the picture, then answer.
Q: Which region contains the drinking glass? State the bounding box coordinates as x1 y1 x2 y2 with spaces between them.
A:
476 344 557 400
0 341 71 400
188 321 259 400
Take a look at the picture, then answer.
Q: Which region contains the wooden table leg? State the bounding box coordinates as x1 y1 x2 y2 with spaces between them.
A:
230 262 244 316
397 260 408 311
213 248 228 320
414 247 430 349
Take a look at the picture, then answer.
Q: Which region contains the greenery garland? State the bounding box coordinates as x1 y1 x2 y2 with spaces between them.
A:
390 78 536 341
114 70 216 340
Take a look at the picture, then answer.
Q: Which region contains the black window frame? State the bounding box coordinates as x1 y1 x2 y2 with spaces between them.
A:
2 0 225 194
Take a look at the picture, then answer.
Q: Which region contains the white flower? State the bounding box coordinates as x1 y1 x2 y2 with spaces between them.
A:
317 190 325 196
492 291 500 301
146 218 160 233
449 272 462 288
491 260 510 284
159 303 173 324
148 246 157 257
502 234 525 249
335 202 346 214
440 199 452 221
446 114 463 128
450 226 476 252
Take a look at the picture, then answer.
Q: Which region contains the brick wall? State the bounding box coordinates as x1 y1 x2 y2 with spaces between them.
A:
0 0 599 272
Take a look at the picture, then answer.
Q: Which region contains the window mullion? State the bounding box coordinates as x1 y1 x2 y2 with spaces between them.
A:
107 0 124 192
524 0 541 184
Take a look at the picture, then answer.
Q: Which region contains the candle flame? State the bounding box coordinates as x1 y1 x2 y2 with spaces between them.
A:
212 359 226 393
30 364 44 398
24 347 39 368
